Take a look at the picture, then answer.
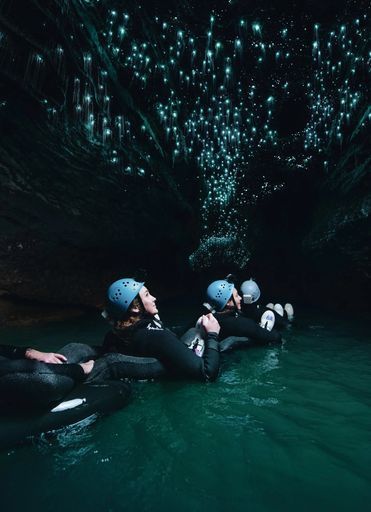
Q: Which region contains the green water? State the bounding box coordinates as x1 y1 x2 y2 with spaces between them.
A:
0 309 370 512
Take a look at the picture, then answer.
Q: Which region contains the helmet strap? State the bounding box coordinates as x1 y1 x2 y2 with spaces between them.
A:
232 295 238 312
203 302 216 314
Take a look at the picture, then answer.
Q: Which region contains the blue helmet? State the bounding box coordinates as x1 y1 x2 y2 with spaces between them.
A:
240 279 260 304
106 278 144 319
205 280 234 312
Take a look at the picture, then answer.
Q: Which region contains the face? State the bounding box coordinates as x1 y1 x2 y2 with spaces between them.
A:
138 286 158 316
226 287 242 311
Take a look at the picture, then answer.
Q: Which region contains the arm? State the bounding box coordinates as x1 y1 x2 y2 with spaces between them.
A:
134 326 220 382
0 357 86 382
41 361 86 381
0 344 28 359
218 315 282 344
0 344 68 363
25 349 67 364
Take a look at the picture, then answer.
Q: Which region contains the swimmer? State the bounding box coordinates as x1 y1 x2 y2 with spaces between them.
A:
203 276 282 344
102 277 221 382
240 278 294 329
0 343 94 407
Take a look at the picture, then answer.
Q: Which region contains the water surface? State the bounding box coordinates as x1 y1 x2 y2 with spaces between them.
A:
0 308 370 512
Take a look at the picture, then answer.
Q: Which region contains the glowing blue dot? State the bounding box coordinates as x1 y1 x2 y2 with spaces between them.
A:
252 23 261 34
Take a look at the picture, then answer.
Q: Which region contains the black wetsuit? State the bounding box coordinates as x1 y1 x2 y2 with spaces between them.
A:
215 310 282 345
241 302 289 330
0 344 86 408
102 316 220 382
0 345 29 360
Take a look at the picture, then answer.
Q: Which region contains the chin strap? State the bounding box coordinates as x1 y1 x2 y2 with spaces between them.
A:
101 309 116 326
203 302 216 314
232 296 237 310
230 294 241 315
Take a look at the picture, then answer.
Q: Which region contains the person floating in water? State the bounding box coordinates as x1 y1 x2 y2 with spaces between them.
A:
239 278 294 330
202 275 282 346
0 343 94 407
102 277 221 382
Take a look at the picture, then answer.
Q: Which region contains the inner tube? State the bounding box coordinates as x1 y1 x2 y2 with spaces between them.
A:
181 328 253 355
0 333 256 449
219 336 252 352
91 332 254 379
0 380 131 449
88 352 166 381
56 342 167 381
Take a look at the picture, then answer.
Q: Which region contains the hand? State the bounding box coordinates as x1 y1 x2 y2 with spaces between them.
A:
79 360 94 375
25 349 67 364
195 315 204 329
200 313 220 335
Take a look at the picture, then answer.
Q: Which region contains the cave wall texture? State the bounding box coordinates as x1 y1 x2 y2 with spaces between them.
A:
0 0 369 323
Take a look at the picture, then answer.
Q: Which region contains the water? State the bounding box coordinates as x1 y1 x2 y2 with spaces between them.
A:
0 309 370 512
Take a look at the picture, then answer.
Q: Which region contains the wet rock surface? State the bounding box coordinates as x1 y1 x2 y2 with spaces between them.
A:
0 99 195 323
0 0 369 324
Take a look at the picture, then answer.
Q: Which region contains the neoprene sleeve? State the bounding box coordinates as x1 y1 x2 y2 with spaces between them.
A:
132 328 220 381
0 344 28 360
216 313 282 344
104 327 220 382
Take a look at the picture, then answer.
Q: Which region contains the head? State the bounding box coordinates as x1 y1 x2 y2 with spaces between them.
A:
105 278 158 326
137 286 158 316
225 287 242 312
240 279 261 305
205 279 242 313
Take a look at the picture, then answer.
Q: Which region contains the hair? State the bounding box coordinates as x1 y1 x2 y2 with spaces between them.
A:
114 297 145 330
218 292 237 315
218 302 234 315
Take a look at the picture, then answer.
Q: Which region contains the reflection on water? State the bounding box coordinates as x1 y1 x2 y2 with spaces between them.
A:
0 310 371 511
34 415 98 471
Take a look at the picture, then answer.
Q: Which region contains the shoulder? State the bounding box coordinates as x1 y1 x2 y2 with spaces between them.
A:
215 311 236 322
142 316 165 331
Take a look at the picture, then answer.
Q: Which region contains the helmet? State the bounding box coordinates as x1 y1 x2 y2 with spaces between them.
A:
240 279 261 304
106 278 144 319
205 280 234 312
